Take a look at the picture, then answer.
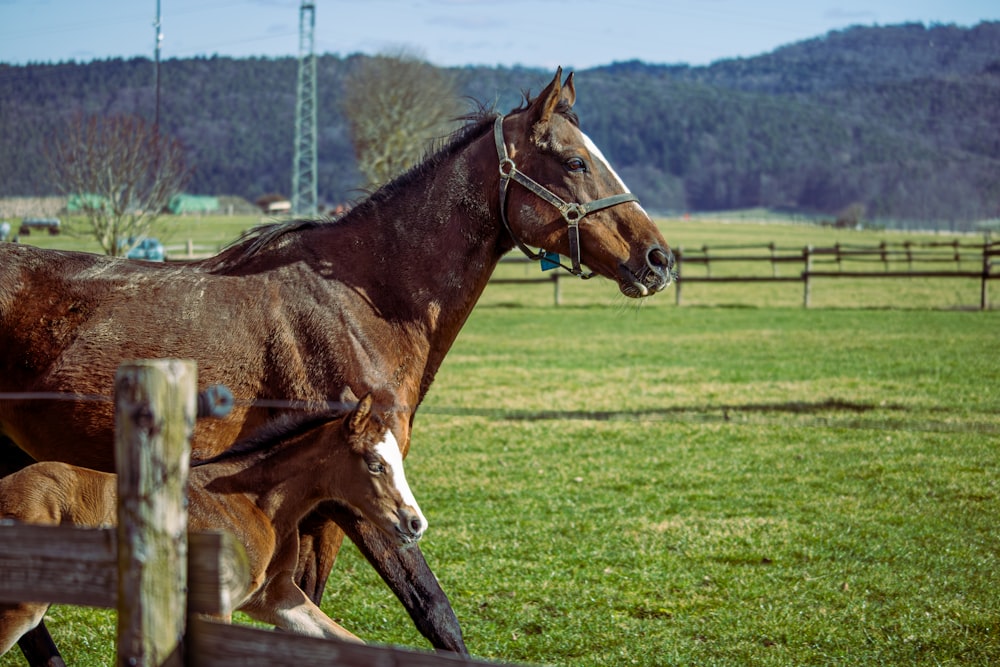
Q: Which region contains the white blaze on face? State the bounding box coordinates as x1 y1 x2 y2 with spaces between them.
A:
581 131 650 217
374 429 427 532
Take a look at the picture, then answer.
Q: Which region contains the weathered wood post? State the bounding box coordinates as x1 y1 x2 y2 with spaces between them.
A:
981 242 992 311
674 247 684 306
802 245 813 308
115 359 197 667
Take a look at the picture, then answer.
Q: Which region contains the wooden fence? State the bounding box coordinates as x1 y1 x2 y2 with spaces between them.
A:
167 238 998 309
0 359 524 667
673 239 999 309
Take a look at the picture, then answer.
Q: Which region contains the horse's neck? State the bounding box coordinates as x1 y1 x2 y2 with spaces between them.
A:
312 133 511 392
195 440 341 537
343 142 507 314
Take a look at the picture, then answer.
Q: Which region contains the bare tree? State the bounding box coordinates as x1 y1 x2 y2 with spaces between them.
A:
48 113 190 256
341 49 465 190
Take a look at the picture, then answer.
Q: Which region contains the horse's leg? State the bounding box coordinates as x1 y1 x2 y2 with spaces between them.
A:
0 601 49 658
294 510 346 605
241 574 362 643
318 502 468 656
16 620 65 667
0 435 35 478
0 444 63 666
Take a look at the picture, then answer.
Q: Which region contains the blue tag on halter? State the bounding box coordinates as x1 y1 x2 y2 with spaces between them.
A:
541 251 559 271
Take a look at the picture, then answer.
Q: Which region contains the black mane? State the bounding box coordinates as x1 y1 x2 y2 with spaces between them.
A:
193 407 347 468
200 92 577 270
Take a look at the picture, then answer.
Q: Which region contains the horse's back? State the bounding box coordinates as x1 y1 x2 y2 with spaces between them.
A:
0 461 116 527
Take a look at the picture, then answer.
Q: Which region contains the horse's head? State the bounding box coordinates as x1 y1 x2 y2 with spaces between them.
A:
337 392 426 546
496 68 674 297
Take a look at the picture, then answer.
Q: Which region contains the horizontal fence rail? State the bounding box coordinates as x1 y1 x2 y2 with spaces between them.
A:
673 240 998 309
156 238 1000 309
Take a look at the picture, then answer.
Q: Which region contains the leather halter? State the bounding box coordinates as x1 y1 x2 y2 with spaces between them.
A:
493 115 640 278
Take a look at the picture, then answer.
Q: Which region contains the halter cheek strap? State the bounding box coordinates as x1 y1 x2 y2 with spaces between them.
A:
494 114 640 278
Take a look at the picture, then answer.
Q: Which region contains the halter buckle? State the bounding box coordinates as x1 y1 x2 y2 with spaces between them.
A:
561 203 584 224
498 158 516 179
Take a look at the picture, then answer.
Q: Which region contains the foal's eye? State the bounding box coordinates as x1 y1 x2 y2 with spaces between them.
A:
368 461 386 475
564 157 587 173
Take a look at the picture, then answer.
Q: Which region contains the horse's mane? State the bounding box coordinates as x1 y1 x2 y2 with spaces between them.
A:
193 407 348 468
201 94 577 271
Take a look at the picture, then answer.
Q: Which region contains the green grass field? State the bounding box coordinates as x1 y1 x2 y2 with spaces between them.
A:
2 215 998 666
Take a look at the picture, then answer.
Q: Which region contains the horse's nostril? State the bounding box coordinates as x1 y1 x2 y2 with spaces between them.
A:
647 247 672 272
401 510 425 537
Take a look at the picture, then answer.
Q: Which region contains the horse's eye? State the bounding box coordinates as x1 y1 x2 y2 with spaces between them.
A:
368 461 386 475
565 157 587 173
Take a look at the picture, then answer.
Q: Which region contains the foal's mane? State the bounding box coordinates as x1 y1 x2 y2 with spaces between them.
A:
193 408 348 468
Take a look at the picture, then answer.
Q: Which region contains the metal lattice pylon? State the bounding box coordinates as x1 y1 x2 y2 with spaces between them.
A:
291 1 318 217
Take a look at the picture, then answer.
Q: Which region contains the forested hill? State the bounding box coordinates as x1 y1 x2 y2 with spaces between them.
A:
1 21 997 227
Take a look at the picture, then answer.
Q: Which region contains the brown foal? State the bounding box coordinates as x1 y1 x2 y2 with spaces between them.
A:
0 391 424 654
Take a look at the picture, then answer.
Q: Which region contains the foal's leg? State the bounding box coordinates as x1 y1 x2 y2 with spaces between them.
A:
242 575 361 643
318 501 468 656
0 602 48 656
0 439 65 667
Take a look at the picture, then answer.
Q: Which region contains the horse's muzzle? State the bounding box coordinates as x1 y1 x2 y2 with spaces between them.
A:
396 508 427 544
621 245 675 297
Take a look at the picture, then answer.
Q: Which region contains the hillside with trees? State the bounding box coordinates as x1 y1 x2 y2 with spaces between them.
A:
0 21 996 228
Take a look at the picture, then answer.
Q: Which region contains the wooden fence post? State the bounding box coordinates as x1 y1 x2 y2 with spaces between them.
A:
803 245 813 308
982 243 992 311
115 359 197 667
674 247 684 306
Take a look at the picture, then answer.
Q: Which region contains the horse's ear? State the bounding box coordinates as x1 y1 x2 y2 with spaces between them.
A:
563 71 576 108
349 393 373 434
339 385 358 406
529 66 566 126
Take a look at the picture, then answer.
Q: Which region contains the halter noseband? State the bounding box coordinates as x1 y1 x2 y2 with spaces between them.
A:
493 115 640 278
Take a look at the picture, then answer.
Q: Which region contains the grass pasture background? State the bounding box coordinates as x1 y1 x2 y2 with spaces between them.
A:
2 215 998 666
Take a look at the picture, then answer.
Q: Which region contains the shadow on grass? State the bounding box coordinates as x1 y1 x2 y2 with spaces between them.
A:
424 399 999 434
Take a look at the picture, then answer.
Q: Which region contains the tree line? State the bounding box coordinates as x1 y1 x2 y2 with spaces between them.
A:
0 21 997 228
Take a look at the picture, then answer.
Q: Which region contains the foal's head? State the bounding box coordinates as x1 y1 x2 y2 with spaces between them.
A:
334 392 426 545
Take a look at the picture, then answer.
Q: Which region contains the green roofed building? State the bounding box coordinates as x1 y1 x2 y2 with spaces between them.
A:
168 194 220 215
66 193 109 211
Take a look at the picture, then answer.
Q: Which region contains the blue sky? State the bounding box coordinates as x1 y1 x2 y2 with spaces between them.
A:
0 0 996 69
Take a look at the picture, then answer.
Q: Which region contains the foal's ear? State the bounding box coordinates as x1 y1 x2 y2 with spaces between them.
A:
348 393 373 434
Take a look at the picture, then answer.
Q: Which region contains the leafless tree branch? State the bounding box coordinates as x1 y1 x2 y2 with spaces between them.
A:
47 113 191 256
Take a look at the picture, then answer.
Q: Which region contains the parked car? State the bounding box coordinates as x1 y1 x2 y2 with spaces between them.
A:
125 237 166 262
19 217 60 235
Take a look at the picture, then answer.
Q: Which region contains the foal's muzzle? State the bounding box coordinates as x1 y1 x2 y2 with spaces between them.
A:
396 508 426 544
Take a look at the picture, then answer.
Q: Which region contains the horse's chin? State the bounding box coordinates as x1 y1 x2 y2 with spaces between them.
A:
391 526 424 548
617 264 672 299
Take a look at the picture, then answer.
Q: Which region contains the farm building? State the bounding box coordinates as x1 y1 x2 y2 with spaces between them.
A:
168 194 220 215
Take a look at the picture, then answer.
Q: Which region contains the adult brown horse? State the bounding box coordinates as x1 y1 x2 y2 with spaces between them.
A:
0 68 673 654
